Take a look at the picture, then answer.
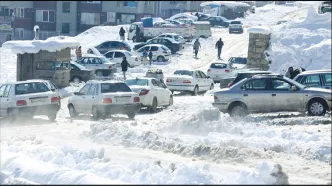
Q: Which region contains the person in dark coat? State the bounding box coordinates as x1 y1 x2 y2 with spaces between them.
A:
285 67 295 79
121 57 131 80
193 39 201 58
119 27 125 41
148 50 153 65
215 38 224 60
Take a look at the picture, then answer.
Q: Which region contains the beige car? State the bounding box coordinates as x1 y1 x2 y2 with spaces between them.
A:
213 74 332 117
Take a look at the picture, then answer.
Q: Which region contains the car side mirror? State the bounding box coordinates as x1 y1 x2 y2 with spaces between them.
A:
291 86 297 91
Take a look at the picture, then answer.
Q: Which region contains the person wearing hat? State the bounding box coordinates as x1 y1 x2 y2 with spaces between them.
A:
121 56 131 80
215 38 224 60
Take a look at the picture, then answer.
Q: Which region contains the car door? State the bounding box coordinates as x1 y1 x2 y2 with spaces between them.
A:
155 79 168 104
269 78 303 112
194 71 204 90
299 74 322 88
150 79 163 105
198 71 211 91
114 52 125 64
74 84 91 113
150 46 159 60
0 85 10 117
84 83 98 113
240 78 272 112
321 73 332 89
104 51 114 60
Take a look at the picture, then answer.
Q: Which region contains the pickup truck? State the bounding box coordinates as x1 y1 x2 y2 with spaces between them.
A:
128 22 195 42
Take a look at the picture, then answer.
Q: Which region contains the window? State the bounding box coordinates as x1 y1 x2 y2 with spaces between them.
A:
300 75 321 87
36 61 55 70
36 10 55 22
81 1 101 4
150 46 158 51
15 82 50 95
87 84 97 95
170 1 176 4
199 71 207 78
100 83 132 93
145 1 152 5
0 85 7 97
62 2 70 13
4 8 14 16
241 79 267 90
271 79 292 90
322 74 332 86
62 23 70 34
71 64 79 70
79 84 91 95
81 12 100 25
107 12 116 22
16 8 24 18
124 1 137 7
120 14 135 24
98 42 111 48
114 52 125 58
15 28 24 39
125 79 148 86
210 63 227 69
4 85 12 97
195 71 202 78
151 79 159 87
174 70 193 76
105 52 114 58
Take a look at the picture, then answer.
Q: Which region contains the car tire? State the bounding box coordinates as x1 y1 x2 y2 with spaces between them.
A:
92 106 100 120
72 76 81 83
209 84 214 90
96 71 103 77
7 109 17 123
157 56 165 62
48 112 57 122
192 86 198 96
149 97 158 113
307 99 327 116
68 104 78 118
127 112 135 119
229 103 248 117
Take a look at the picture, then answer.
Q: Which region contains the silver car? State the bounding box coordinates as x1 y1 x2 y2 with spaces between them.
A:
213 74 332 117
293 69 331 90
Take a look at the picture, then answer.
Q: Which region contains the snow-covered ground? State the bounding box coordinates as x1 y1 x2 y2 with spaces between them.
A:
1 2 331 184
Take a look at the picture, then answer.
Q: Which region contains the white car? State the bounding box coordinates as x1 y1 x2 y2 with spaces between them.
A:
104 50 141 67
207 61 235 82
155 33 186 45
125 78 173 113
75 54 117 77
135 44 172 62
27 79 61 106
0 80 61 122
166 70 214 96
67 80 141 119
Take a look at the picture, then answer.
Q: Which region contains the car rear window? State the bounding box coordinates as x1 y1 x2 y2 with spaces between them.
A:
101 83 132 93
174 70 193 76
161 46 168 51
15 82 50 95
125 79 148 86
231 21 241 24
210 63 227 69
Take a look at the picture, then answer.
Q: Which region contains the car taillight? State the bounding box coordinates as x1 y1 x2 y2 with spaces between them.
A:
208 69 211 72
51 97 59 103
183 80 191 83
225 69 230 73
134 97 140 102
166 79 172 83
163 51 167 54
103 98 112 104
16 100 27 106
108 66 113 69
139 89 150 96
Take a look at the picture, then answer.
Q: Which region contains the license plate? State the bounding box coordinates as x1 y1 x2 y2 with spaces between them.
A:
31 99 45 103
116 97 130 102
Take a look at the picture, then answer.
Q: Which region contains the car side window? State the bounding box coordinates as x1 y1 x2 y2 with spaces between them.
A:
87 84 97 95
0 85 7 97
195 71 202 78
49 81 57 90
294 75 303 84
151 79 159 87
271 79 292 90
199 71 207 78
3 85 11 97
322 74 332 86
166 35 172 38
105 52 114 58
301 75 321 87
151 46 158 51
159 80 167 88
241 79 267 90
79 84 91 95
114 52 125 58
100 42 111 48
151 39 158 44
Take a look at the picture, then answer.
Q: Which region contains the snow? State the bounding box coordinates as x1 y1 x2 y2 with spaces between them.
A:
200 1 250 8
2 36 80 54
1 2 331 185
248 26 271 34
169 13 198 21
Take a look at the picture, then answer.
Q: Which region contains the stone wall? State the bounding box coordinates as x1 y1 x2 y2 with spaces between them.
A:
247 32 271 71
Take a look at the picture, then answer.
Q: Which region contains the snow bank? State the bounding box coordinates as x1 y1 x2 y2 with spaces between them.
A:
2 36 80 54
248 26 271 34
292 7 332 30
200 1 250 8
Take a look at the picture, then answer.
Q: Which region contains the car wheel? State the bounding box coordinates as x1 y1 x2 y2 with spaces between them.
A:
92 106 100 120
68 104 78 118
192 86 198 96
48 112 57 122
149 97 158 113
73 76 81 83
308 99 327 116
209 84 214 90
157 56 165 62
127 112 135 119
229 103 248 117
96 71 103 77
7 109 17 123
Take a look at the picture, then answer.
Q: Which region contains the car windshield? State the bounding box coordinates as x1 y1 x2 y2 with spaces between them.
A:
211 63 227 69
231 21 241 24
15 82 50 95
125 79 148 86
161 46 169 51
101 83 132 93
174 35 180 40
125 51 132 56
230 57 247 64
174 70 193 76
99 57 111 63
283 76 306 89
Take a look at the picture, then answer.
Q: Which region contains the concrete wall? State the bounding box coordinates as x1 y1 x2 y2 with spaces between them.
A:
247 33 271 71
0 1 33 8
56 1 77 36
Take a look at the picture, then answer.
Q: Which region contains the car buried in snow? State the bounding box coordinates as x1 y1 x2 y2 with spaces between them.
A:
213 74 332 117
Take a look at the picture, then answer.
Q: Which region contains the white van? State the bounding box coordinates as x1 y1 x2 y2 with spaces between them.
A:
193 21 212 38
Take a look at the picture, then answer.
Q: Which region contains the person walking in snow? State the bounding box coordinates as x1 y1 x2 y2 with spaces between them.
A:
193 39 201 58
148 50 153 65
75 46 82 60
215 38 224 60
119 27 126 41
121 56 130 80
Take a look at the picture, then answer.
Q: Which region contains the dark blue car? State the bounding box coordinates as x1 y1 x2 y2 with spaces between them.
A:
207 16 230 27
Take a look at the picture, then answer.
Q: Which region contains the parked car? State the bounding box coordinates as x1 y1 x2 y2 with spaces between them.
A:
155 33 186 45
104 50 141 67
145 38 182 54
67 80 141 119
0 80 61 122
154 21 177 27
87 40 132 55
293 69 332 89
228 57 247 69
226 70 272 88
166 70 214 95
68 61 95 83
125 77 173 113
213 74 332 117
229 21 243 34
75 54 117 77
165 19 186 27
207 61 235 82
135 44 172 62
207 16 230 27
132 42 147 51
178 19 194 26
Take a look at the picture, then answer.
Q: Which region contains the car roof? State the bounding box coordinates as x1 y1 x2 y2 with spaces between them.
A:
82 54 104 58
140 44 165 48
159 33 179 36
26 79 49 82
238 71 271 74
250 74 283 78
299 69 332 74
4 80 50 85
107 50 129 53
87 80 124 84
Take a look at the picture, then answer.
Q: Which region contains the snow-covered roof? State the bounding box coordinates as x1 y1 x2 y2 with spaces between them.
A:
2 36 80 54
169 13 198 21
248 26 271 34
200 1 250 8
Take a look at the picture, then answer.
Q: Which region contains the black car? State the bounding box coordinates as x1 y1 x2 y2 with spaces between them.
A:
137 38 182 54
227 70 272 88
87 40 132 55
207 16 230 27
69 62 94 83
